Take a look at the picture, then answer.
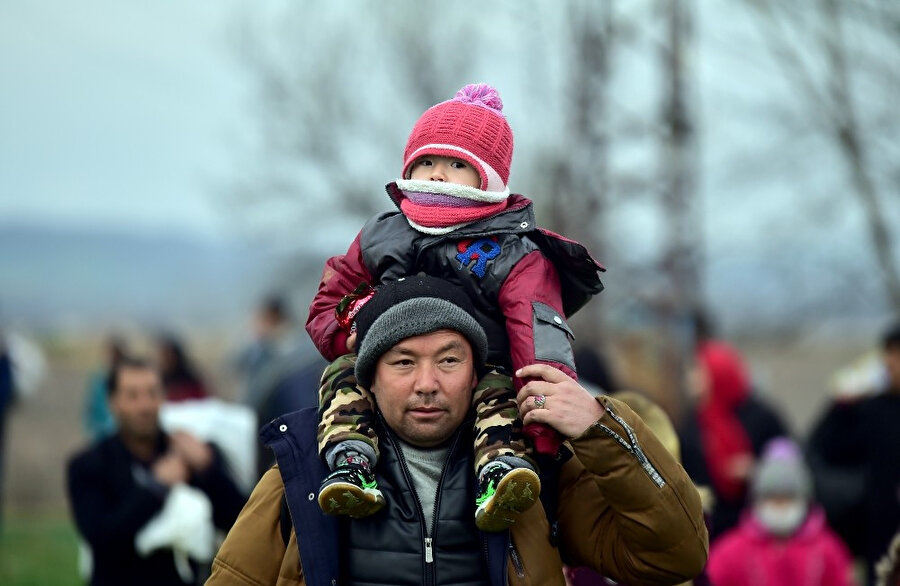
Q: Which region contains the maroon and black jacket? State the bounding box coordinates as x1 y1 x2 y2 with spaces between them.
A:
307 182 604 387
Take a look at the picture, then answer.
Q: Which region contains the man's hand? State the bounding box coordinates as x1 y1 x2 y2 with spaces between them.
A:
152 452 190 486
515 364 606 439
169 431 214 473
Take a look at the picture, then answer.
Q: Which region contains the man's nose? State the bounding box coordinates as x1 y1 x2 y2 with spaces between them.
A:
413 364 440 394
136 394 159 413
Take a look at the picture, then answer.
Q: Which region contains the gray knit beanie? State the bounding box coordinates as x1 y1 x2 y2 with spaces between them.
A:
751 437 813 501
353 276 488 388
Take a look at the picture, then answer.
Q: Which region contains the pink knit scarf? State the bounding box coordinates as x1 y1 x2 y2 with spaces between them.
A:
398 188 508 231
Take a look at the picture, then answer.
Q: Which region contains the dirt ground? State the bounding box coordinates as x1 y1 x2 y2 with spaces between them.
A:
0 334 872 514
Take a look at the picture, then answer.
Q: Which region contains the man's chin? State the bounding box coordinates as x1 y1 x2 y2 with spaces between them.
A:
125 426 159 442
398 422 454 448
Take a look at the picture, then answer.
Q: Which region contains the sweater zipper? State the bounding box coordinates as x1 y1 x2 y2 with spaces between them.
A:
391 417 465 586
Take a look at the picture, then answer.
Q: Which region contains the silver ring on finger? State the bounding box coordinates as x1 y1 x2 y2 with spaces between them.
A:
534 394 546 409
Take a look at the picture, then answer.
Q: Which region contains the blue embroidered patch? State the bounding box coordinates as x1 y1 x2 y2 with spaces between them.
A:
456 238 501 279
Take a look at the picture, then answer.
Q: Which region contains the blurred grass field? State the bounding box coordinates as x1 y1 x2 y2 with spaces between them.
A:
0 514 82 586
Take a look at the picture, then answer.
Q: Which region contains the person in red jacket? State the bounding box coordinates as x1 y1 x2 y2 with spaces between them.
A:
706 437 857 586
306 83 604 532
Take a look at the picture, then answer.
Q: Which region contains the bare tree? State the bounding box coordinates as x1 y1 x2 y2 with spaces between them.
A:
743 0 900 312
225 4 470 252
228 2 703 411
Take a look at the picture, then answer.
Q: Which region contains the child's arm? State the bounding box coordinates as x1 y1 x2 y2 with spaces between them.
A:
499 250 578 454
499 250 578 382
306 231 374 360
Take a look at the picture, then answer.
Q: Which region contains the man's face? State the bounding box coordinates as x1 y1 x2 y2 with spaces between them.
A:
371 329 478 448
253 309 280 340
885 344 900 391
108 366 164 442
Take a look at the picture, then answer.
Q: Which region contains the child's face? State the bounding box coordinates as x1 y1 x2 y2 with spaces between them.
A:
753 495 808 537
409 155 481 188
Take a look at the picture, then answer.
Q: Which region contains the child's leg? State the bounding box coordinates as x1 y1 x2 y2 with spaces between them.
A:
317 354 384 517
472 368 541 532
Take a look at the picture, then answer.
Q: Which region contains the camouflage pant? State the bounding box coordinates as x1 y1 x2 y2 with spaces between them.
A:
317 354 535 474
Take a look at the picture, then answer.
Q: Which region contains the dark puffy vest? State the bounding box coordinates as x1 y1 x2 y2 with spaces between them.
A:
344 419 490 586
359 193 604 369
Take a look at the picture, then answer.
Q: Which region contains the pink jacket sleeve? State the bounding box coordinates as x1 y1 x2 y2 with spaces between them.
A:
498 250 577 389
305 232 374 361
705 532 747 586
822 529 858 586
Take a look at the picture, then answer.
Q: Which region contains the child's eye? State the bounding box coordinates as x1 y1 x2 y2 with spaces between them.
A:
417 159 433 167
451 161 467 169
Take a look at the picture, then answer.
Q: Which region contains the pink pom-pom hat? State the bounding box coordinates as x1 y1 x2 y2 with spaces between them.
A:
402 83 514 193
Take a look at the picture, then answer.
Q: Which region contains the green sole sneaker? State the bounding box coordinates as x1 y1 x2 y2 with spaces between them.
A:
318 480 385 518
318 461 385 518
475 467 541 532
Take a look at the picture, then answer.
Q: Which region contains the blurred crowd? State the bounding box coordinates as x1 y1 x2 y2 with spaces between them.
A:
568 313 900 586
1 303 899 586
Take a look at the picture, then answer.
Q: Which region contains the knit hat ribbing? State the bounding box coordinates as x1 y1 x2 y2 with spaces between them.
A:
353 276 488 388
402 83 514 193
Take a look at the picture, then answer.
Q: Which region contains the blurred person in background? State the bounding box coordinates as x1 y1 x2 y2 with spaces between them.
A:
808 319 900 585
234 295 323 477
875 531 900 586
157 334 211 402
67 357 245 586
0 329 13 529
679 311 789 540
0 324 47 529
83 335 129 440
706 437 856 586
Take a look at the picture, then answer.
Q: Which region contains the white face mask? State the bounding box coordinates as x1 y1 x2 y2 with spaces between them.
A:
754 500 808 537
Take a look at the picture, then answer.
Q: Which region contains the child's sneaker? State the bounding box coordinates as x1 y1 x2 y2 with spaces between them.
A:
475 460 541 532
318 461 385 518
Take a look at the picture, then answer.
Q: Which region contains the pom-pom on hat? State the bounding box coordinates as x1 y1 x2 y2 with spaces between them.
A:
353 275 489 388
402 83 514 193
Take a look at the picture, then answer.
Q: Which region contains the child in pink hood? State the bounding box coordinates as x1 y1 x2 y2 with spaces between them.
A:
706 437 857 586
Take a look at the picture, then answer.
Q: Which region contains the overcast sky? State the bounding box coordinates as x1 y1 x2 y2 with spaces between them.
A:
2 1 897 332
0 1 272 239
0 1 787 245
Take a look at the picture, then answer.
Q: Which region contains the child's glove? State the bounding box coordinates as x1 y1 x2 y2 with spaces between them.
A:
335 283 376 334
